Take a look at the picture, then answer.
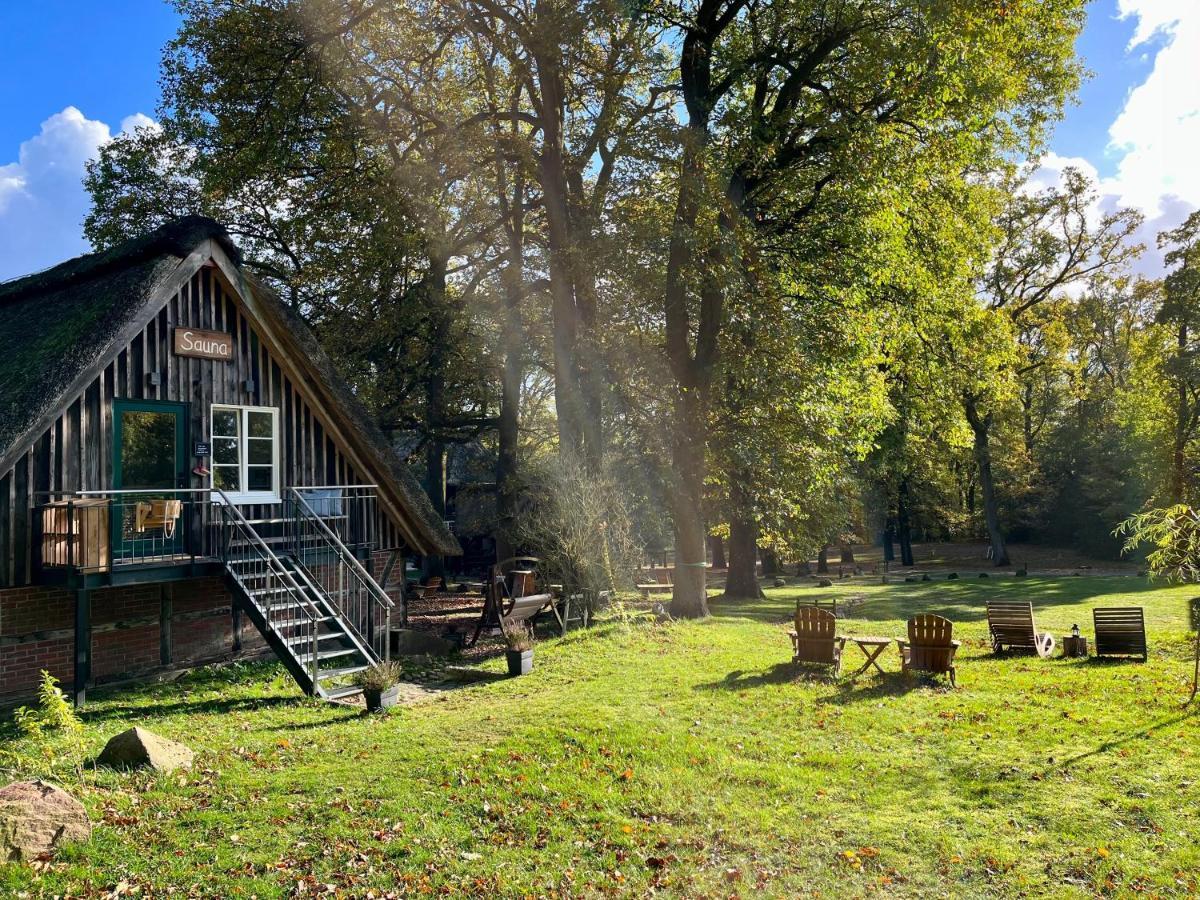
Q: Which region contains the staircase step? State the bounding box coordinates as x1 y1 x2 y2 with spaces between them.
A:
317 664 370 682
295 647 361 665
323 684 365 701
229 536 291 548
286 631 347 647
272 614 338 627
248 585 297 598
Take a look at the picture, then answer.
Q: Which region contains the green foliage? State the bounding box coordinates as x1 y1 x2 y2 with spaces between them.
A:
8 670 87 781
1116 505 1200 583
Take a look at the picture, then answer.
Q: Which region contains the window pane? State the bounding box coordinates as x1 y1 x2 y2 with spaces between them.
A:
248 438 273 465
248 411 273 438
212 409 238 437
247 466 273 492
120 411 177 489
213 437 239 465
213 466 239 491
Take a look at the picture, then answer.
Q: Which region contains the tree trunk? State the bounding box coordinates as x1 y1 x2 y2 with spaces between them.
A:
839 543 855 564
1172 323 1189 504
761 549 779 576
816 545 829 574
724 516 762 600
897 479 915 567
420 252 450 582
708 535 727 569
882 520 895 563
533 53 589 462
1021 381 1036 455
494 173 526 563
668 390 710 618
964 396 1010 566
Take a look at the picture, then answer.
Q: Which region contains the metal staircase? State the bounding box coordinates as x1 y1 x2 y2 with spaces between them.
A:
214 487 394 701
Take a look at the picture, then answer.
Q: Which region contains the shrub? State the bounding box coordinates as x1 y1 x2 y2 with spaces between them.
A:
353 661 404 692
509 458 640 604
10 671 86 780
502 622 533 652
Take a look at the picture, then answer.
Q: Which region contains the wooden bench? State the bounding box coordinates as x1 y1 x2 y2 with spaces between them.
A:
637 568 673 597
1094 607 1147 661
502 592 554 629
897 614 960 687
987 600 1055 658
467 556 551 646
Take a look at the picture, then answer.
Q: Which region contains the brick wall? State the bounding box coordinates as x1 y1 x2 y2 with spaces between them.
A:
0 576 262 705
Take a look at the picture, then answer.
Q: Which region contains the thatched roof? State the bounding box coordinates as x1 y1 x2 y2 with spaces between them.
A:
0 216 459 556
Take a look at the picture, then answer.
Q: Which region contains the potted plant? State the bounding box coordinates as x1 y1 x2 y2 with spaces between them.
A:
354 661 404 712
503 623 534 676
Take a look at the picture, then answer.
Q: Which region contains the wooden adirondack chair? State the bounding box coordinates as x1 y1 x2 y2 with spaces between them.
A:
987 600 1055 657
1093 607 1147 661
789 605 845 674
896 614 960 686
795 597 838 618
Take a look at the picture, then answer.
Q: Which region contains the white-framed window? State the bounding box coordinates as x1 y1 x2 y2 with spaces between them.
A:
211 405 280 503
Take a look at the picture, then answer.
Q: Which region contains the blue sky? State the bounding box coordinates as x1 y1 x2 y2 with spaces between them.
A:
1 0 1196 281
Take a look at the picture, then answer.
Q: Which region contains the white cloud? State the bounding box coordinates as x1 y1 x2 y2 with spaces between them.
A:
1107 1 1200 217
1032 2 1199 276
0 107 157 282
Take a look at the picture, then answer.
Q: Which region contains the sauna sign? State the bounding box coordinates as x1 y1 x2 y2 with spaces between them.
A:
173 327 233 361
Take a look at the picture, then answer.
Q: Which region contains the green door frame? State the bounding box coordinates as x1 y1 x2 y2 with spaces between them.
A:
112 399 189 559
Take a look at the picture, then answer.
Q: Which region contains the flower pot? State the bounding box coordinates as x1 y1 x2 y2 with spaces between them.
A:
506 649 533 676
363 684 401 712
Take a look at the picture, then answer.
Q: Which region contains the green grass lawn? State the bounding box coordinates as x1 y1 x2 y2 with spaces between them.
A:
3 575 1199 898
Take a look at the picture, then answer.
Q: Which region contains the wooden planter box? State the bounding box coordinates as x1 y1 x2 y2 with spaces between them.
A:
41 499 111 571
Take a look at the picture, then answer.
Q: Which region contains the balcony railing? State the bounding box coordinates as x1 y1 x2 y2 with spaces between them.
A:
32 485 382 576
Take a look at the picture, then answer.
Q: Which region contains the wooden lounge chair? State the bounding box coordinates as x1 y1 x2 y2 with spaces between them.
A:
789 605 845 675
1093 607 1147 661
987 600 1055 657
896 614 960 687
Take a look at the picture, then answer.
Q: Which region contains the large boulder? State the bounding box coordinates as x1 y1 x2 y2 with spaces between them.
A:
0 780 90 861
96 727 193 773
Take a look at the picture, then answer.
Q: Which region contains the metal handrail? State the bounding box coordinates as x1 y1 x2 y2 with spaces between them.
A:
288 488 394 611
215 488 320 616
213 488 324 685
288 487 392 662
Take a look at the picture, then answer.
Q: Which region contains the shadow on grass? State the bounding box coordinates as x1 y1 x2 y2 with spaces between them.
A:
814 674 938 705
710 576 1165 627
1042 706 1199 777
79 693 302 725
694 662 815 691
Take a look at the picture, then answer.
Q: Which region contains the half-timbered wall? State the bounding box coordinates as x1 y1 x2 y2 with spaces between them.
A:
0 265 404 586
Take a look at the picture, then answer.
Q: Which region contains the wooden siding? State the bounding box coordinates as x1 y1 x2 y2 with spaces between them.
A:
0 266 405 587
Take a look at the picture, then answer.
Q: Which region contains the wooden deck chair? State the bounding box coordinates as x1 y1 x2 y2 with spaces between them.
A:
897 614 960 687
134 499 183 538
1093 607 1147 661
987 600 1055 657
789 605 845 674
795 597 838 618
